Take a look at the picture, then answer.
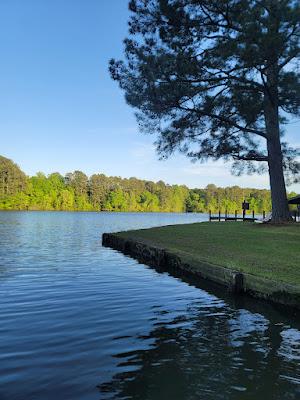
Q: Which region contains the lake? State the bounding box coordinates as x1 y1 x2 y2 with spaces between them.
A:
0 211 299 400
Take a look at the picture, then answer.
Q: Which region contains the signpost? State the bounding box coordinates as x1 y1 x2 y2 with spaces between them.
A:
242 201 250 220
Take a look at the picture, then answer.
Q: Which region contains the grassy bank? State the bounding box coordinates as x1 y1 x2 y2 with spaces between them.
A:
115 222 300 287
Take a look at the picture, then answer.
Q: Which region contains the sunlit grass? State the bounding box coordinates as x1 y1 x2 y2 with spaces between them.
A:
117 222 300 286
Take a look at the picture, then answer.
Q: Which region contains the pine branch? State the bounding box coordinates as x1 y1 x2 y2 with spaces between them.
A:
233 153 268 162
177 104 267 139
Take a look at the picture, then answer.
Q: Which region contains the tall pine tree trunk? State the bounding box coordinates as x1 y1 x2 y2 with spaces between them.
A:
264 86 291 223
266 135 291 223
263 8 292 224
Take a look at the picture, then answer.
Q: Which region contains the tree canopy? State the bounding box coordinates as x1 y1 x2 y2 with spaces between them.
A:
0 155 278 213
0 155 27 196
110 0 300 222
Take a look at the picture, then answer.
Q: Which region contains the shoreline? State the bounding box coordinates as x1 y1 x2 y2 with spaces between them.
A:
102 223 300 311
0 209 208 213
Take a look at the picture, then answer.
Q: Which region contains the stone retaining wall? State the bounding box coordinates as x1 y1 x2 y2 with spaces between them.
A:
102 233 300 310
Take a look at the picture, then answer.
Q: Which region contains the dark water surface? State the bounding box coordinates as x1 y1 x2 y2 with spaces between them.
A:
0 211 299 400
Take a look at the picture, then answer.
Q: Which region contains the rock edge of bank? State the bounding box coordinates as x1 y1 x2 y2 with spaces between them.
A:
102 232 300 310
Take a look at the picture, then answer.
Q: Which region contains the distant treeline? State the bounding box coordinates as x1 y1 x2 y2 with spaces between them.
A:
0 155 296 213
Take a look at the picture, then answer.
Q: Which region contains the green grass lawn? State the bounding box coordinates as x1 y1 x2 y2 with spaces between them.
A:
117 222 300 287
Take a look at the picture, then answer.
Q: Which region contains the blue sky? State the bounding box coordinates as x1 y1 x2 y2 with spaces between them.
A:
0 0 299 192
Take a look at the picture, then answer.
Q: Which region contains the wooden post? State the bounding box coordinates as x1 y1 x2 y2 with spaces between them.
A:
225 209 228 220
243 209 245 221
218 210 221 222
235 210 237 220
295 210 297 222
209 210 211 221
252 210 255 220
263 210 266 220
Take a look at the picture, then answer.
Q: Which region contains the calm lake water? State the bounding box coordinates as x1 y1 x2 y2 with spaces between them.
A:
0 211 299 400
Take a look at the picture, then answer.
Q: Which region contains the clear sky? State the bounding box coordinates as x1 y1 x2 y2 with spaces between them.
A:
0 0 299 191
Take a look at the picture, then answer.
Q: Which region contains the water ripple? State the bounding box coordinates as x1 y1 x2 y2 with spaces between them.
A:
0 211 299 400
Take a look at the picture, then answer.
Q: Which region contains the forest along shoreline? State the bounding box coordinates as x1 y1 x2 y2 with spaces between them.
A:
0 155 285 213
103 222 300 311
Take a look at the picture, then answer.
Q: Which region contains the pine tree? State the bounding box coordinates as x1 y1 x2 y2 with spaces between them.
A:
110 0 300 223
0 155 27 196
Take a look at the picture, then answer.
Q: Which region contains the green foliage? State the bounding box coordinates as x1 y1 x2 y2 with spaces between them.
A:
0 155 276 213
0 155 27 196
110 0 300 175
110 0 300 222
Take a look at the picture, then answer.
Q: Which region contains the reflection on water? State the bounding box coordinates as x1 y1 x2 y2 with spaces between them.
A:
99 295 300 400
0 212 299 400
